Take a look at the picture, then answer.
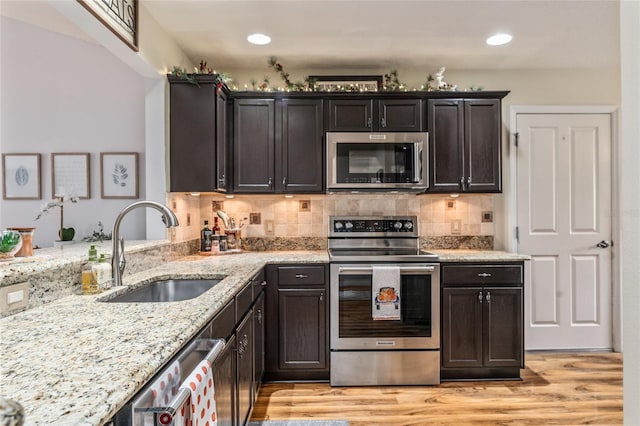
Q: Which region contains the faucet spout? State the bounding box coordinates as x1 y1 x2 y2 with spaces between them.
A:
111 201 179 287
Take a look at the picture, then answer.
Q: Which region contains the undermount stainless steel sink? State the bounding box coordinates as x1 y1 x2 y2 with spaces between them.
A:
104 279 221 303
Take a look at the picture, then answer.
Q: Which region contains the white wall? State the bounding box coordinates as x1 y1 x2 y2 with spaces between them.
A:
620 1 640 423
0 17 147 247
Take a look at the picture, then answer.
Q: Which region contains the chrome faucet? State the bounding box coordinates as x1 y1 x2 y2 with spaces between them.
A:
111 201 179 287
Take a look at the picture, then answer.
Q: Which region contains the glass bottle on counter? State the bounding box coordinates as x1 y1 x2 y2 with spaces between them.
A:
219 234 228 252
212 217 221 235
200 220 212 252
81 245 98 295
211 235 220 253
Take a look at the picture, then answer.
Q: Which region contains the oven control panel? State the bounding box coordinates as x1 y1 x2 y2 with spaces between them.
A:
330 216 417 234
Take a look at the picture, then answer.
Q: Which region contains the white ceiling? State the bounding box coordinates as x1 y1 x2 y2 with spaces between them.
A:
1 0 620 71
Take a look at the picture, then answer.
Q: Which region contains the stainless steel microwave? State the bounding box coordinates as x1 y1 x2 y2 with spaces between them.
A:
326 132 428 191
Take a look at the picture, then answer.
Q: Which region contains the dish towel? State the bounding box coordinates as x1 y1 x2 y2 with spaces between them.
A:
150 360 181 407
372 266 401 320
177 359 218 426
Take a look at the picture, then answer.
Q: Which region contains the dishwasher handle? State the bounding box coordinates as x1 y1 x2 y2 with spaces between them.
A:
133 339 226 425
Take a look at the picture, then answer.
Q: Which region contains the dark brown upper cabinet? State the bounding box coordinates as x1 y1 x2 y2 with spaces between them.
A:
427 98 502 193
233 97 324 194
168 74 229 192
327 98 423 132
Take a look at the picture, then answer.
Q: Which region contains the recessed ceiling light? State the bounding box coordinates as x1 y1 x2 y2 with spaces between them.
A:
486 33 512 46
247 33 271 45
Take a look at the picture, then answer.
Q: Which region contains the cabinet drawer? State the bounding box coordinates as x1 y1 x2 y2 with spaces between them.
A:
442 264 523 285
235 283 254 321
252 269 267 298
278 266 325 286
211 300 235 340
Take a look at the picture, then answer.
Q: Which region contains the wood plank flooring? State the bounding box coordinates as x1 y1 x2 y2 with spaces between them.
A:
251 352 623 425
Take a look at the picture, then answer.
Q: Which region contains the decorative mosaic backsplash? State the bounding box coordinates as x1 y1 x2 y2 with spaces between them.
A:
167 193 495 248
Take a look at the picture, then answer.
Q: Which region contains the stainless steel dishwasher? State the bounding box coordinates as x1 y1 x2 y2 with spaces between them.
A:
109 336 226 426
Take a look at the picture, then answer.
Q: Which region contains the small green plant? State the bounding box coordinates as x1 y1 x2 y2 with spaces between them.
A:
0 231 21 253
82 221 112 242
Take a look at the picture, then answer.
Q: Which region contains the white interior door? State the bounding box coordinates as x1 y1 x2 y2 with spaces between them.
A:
516 114 612 350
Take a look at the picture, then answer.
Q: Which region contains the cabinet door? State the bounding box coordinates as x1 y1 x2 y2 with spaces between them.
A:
277 99 324 193
169 81 216 192
327 99 374 131
278 289 326 370
483 287 523 368
212 334 236 426
253 292 265 396
233 99 275 192
379 99 423 131
427 99 465 192
441 287 483 368
464 99 501 192
215 90 229 191
236 312 254 426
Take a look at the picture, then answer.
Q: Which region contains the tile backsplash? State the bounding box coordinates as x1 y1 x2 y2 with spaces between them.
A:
168 193 494 243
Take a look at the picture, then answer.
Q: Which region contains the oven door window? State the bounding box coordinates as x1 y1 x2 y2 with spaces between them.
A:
338 273 433 338
335 143 417 184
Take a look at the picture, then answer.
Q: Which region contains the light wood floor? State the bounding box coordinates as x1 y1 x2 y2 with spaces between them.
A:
251 352 623 425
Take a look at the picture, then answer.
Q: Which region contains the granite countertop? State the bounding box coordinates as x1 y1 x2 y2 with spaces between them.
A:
0 248 527 425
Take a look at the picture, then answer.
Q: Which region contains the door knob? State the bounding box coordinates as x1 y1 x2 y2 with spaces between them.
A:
596 240 611 249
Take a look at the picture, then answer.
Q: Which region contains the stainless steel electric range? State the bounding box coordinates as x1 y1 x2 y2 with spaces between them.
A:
328 216 441 386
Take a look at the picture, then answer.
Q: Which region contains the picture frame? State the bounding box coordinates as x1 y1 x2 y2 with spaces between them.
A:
309 75 383 92
77 0 138 51
2 153 41 200
52 153 91 199
100 152 139 199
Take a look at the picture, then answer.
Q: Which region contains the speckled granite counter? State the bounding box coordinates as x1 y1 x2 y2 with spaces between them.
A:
0 248 528 425
432 249 530 262
0 250 327 425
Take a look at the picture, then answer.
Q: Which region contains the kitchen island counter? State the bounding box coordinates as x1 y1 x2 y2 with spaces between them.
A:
0 250 327 425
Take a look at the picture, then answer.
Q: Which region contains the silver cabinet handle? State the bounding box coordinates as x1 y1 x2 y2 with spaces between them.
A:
367 117 372 128
257 309 263 324
319 293 324 302
295 274 309 279
268 177 272 186
466 176 472 187
260 280 267 286
381 116 387 128
478 272 492 278
459 176 465 189
486 291 491 303
596 240 611 249
478 291 483 304
283 177 287 187
218 174 225 184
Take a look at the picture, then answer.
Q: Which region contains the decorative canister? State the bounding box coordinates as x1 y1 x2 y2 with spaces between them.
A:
7 228 35 257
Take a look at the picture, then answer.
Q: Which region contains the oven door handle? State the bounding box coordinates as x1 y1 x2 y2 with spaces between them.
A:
338 266 436 274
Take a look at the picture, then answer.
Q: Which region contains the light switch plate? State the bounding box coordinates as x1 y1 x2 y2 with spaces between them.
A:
451 219 462 235
265 220 275 235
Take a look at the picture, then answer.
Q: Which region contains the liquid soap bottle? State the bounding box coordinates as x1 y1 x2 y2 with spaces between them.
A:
93 254 112 292
81 245 98 295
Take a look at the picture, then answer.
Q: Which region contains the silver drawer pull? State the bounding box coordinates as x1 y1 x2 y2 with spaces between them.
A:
477 272 492 278
295 274 309 279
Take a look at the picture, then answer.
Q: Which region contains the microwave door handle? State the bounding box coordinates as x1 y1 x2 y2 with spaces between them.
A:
414 142 421 183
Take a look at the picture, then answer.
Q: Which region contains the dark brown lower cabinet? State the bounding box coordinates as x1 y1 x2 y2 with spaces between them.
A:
441 263 524 380
265 264 329 381
211 334 236 426
236 312 254 425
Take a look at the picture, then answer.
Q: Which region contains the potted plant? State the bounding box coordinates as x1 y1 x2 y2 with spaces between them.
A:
35 188 79 245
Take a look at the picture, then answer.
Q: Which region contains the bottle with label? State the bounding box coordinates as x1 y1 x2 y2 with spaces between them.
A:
219 234 228 252
93 254 112 291
212 217 221 235
81 245 98 295
201 220 212 252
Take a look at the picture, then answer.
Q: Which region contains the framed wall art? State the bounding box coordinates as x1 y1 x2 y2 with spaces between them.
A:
2 153 41 200
100 152 139 199
309 75 382 92
52 153 91 199
77 0 138 51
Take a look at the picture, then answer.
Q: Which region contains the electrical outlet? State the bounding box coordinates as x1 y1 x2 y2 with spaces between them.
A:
299 200 311 212
212 201 224 212
482 211 494 223
447 200 457 210
451 219 461 235
265 220 275 235
250 212 261 224
186 213 192 226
